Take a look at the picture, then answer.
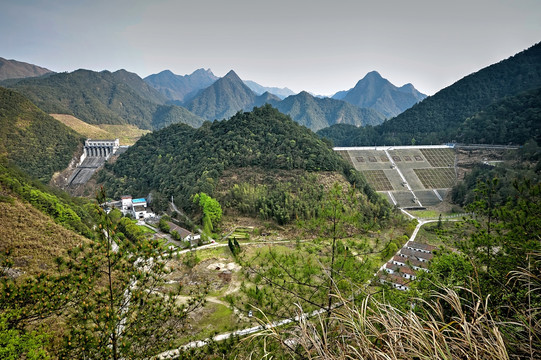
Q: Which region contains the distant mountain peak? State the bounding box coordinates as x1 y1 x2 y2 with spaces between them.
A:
0 57 53 81
364 70 382 78
186 69 258 121
191 68 216 76
144 68 219 103
224 70 241 81
243 80 296 99
332 71 427 118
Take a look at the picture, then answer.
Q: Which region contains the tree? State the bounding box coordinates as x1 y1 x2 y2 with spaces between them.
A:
193 192 222 233
158 217 170 233
0 314 50 360
58 187 205 359
237 183 377 324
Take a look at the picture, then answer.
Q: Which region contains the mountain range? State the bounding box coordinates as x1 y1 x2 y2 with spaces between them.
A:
0 57 53 81
2 69 204 130
318 42 541 146
332 71 427 118
243 80 295 99
181 70 386 130
0 56 427 133
144 68 219 103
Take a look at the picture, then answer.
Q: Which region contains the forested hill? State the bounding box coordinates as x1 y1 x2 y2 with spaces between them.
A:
99 105 380 215
318 42 541 146
3 69 204 130
457 87 541 145
0 87 82 182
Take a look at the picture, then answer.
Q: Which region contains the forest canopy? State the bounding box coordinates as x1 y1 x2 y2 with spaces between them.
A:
99 105 383 219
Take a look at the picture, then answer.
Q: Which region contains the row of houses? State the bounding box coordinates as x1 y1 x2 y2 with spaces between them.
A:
379 241 436 291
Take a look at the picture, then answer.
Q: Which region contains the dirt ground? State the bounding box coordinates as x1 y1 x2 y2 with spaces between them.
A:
455 147 508 180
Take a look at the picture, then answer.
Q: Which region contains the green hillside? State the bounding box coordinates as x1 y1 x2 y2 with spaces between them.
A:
0 87 82 182
5 69 204 130
99 105 385 219
319 42 541 146
457 87 541 145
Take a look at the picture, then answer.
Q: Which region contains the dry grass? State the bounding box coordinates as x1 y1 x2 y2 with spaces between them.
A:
97 124 150 145
249 286 510 360
50 114 150 145
0 193 87 276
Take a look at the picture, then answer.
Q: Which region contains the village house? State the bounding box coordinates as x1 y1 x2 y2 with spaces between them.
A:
406 241 437 254
119 195 154 220
379 240 437 291
168 221 201 247
379 273 411 291
392 255 429 271
398 248 434 262
384 262 417 280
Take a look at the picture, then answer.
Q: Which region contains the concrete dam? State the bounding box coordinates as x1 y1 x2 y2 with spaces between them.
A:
68 139 125 186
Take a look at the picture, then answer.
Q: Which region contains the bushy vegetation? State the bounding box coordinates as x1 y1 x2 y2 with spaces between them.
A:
451 144 540 207
0 188 205 359
0 87 82 182
237 178 541 360
0 161 94 238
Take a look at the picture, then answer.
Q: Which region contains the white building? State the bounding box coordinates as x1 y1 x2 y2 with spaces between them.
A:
120 195 153 219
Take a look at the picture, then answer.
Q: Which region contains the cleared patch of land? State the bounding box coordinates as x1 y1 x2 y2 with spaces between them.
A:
50 114 150 145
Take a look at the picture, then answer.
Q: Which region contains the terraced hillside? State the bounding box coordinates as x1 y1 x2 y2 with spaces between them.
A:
336 145 456 208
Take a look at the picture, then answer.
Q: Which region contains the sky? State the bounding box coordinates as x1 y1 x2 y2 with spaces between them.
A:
1 0 540 96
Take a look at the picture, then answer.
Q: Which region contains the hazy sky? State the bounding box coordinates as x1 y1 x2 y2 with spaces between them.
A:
1 0 540 95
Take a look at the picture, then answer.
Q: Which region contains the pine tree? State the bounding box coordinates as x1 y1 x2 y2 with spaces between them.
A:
58 187 205 359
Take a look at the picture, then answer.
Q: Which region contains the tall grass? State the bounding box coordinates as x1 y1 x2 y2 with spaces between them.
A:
248 285 512 359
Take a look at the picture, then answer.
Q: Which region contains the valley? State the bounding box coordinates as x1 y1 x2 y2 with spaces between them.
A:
0 41 540 359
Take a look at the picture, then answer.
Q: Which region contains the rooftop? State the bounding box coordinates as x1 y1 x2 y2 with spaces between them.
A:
133 205 146 212
385 262 416 275
400 248 434 261
392 255 428 269
407 241 437 252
